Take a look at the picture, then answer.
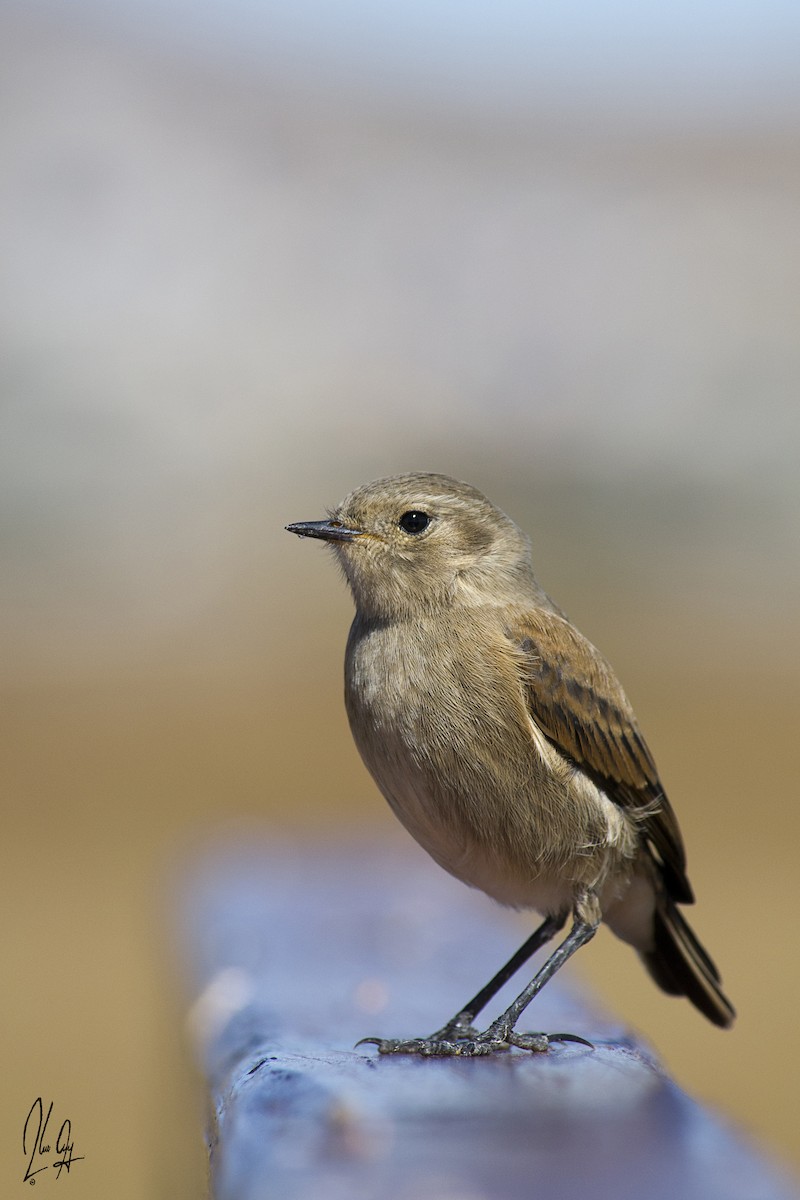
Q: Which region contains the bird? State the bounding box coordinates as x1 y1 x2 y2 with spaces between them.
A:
286 472 735 1055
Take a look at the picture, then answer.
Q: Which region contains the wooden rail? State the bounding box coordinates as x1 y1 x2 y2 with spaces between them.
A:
181 843 797 1200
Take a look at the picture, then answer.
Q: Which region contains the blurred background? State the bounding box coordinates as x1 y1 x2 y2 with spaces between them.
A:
2 1 799 1195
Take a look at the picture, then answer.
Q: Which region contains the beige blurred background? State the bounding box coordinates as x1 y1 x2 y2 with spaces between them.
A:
3 3 800 1196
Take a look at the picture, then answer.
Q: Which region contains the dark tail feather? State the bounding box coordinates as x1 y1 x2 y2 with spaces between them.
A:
642 901 735 1029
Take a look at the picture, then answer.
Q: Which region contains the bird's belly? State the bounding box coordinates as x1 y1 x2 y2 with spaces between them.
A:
353 719 626 917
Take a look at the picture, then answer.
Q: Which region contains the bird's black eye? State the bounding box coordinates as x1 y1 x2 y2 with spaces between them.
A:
398 510 430 535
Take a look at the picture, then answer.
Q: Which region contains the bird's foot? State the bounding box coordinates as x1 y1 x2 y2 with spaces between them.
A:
505 1029 593 1051
356 1026 592 1057
356 1034 489 1056
429 1012 481 1042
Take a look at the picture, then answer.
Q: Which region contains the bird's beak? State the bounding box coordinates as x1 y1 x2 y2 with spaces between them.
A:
285 519 364 543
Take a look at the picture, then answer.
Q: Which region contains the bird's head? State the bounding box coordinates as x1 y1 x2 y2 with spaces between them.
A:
286 472 535 619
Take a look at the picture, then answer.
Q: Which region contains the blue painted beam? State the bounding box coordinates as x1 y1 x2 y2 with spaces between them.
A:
181 844 798 1200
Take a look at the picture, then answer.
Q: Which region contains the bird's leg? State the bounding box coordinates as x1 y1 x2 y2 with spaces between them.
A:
430 912 567 1040
359 900 599 1057
356 912 568 1056
478 897 600 1053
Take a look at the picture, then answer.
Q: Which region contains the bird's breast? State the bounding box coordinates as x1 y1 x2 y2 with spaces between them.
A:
344 611 635 913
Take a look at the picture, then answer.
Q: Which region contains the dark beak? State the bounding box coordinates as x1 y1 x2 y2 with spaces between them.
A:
285 519 363 543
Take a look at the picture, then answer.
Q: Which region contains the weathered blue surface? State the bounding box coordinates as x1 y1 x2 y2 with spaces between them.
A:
180 843 798 1200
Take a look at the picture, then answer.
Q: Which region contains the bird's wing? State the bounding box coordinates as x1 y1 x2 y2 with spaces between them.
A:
505 607 693 903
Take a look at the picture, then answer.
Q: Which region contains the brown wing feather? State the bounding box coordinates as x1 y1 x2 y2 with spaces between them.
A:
506 608 693 904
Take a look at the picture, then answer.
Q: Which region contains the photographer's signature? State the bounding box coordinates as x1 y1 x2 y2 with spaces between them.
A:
23 1099 84 1184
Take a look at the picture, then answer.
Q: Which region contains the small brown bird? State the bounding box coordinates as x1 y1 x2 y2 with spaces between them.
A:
286 473 734 1055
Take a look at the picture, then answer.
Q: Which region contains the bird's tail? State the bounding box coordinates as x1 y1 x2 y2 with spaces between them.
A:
641 898 735 1028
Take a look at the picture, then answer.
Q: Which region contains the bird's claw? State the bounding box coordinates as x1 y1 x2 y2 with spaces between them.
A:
505 1030 593 1051
550 1031 594 1048
356 1027 593 1057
